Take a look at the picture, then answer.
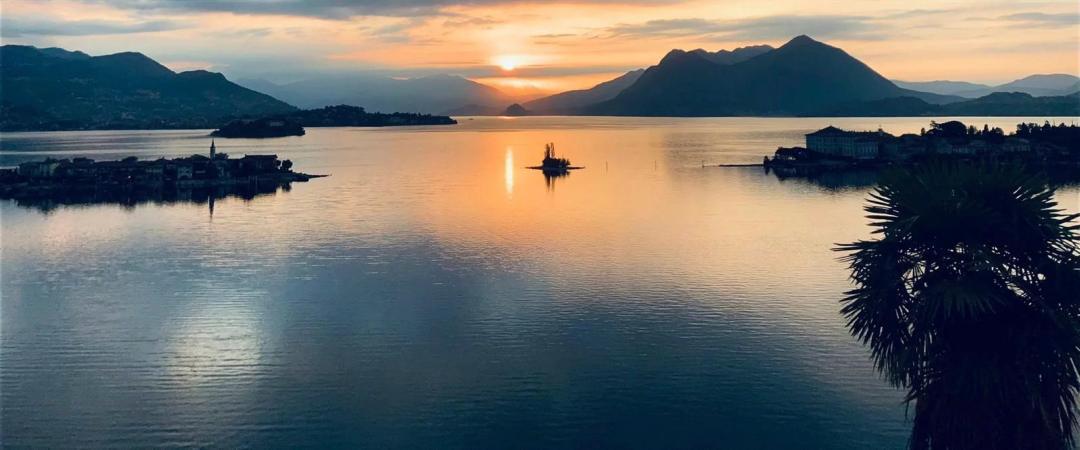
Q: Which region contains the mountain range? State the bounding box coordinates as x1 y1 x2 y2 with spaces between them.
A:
584 36 968 116
2 38 1077 132
894 74 1080 98
0 45 295 131
237 74 534 116
515 36 1076 117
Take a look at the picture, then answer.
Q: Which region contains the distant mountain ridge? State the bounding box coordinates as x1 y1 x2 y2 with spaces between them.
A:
520 69 645 114
685 45 774 65
237 74 528 116
826 91 1080 117
585 35 958 116
1 45 296 131
894 74 1080 98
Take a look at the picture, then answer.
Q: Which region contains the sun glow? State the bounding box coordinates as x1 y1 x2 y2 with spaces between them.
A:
495 56 519 71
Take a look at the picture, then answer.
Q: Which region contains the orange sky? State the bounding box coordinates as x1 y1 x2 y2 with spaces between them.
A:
1 0 1078 95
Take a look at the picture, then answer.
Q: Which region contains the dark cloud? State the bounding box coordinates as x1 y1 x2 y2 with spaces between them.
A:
0 17 186 37
1000 12 1079 27
605 15 880 41
86 0 674 19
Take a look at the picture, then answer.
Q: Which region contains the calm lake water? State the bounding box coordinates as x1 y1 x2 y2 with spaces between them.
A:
2 117 1078 449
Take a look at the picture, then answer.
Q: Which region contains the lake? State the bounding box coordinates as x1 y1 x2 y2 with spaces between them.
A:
2 117 1078 449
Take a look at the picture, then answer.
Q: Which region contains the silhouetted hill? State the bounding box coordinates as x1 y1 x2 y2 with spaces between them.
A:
520 69 645 114
826 91 1080 116
37 47 90 60
896 74 1080 98
504 103 530 116
238 74 528 116
515 46 773 115
587 35 956 116
687 45 774 65
994 74 1080 97
941 91 1080 116
893 80 993 96
0 45 295 131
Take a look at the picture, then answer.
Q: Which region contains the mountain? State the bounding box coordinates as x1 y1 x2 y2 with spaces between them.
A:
0 45 295 131
895 74 1080 98
237 74 524 115
827 91 1080 117
940 91 1080 116
892 80 992 96
686 45 774 65
587 35 958 116
519 46 772 115
520 69 645 114
993 74 1080 97
504 103 530 116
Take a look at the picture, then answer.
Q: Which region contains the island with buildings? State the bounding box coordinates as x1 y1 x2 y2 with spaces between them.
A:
0 141 325 208
210 105 457 138
764 121 1080 175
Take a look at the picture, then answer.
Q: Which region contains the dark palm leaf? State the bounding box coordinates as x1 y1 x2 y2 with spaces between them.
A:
836 162 1080 450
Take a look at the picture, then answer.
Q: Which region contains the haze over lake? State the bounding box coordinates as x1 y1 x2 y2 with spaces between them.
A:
2 117 1078 448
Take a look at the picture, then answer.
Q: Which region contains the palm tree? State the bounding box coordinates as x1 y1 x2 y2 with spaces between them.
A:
836 163 1080 449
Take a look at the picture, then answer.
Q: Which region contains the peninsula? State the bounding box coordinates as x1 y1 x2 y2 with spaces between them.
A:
0 141 324 203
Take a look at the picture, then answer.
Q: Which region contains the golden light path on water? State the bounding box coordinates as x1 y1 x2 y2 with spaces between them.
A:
505 146 514 198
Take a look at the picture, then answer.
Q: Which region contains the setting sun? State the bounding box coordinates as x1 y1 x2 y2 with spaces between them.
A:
495 56 519 71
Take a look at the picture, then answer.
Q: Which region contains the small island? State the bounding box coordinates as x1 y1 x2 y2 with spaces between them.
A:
211 117 306 138
210 105 457 138
0 141 324 203
527 143 584 172
504 103 530 116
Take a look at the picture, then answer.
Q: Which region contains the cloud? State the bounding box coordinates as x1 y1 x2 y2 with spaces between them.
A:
442 16 502 28
605 15 881 41
86 0 674 19
0 16 186 37
1000 12 1079 27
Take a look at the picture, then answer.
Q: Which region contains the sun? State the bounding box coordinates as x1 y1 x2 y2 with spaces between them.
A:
495 56 519 71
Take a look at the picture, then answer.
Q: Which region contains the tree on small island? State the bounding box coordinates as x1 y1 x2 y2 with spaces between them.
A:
837 163 1080 449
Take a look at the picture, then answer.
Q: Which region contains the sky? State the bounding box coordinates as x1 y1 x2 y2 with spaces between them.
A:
1 0 1078 96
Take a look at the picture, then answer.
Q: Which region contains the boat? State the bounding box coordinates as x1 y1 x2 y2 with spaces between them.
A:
527 143 584 171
